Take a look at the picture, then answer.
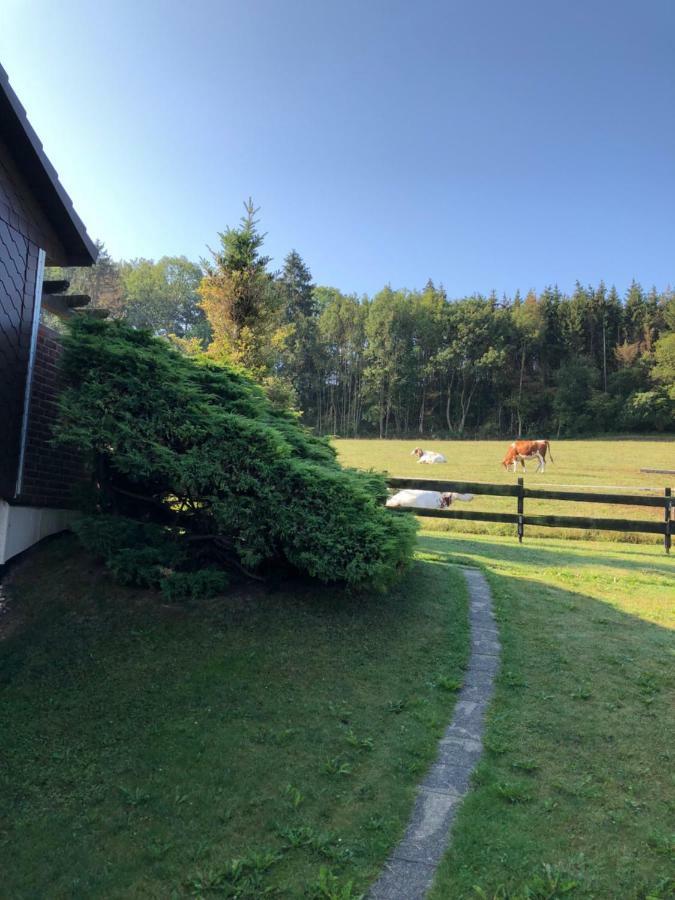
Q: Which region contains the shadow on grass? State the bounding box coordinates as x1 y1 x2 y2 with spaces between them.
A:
418 531 675 577
0 534 470 900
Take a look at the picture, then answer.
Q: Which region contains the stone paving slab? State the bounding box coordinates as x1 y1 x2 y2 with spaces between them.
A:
392 787 463 865
469 611 496 630
470 623 496 640
437 733 483 759
455 680 491 701
422 762 473 794
462 665 499 691
471 653 501 674
471 635 501 655
369 567 500 900
369 857 437 900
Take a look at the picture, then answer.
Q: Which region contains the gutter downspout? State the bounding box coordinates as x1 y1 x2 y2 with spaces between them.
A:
15 248 46 498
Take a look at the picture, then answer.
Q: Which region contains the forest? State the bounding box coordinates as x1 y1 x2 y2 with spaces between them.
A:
49 202 675 439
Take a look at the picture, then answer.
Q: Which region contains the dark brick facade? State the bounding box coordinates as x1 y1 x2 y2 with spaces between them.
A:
0 127 64 501
0 205 39 498
0 135 65 261
1 64 95 511
17 324 84 508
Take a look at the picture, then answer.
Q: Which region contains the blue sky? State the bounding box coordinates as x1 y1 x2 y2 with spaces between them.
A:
2 0 674 297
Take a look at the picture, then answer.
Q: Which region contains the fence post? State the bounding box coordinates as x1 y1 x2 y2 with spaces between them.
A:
517 477 524 543
665 488 672 555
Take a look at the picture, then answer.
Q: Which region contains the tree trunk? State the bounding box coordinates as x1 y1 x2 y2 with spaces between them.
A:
517 344 525 437
458 379 466 434
458 378 477 434
445 371 455 433
379 382 385 439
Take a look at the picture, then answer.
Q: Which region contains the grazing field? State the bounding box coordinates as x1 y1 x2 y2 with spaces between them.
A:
334 437 675 542
0 536 468 899
418 532 674 899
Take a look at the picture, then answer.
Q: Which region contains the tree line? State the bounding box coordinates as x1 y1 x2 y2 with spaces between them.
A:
49 201 675 438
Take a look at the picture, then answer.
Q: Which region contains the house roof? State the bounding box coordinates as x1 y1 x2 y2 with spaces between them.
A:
0 63 98 266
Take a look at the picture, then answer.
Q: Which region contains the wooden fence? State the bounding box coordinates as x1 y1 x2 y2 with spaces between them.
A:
387 477 673 554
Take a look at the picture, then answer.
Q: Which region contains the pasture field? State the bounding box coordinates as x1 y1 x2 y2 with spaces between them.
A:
334 437 675 542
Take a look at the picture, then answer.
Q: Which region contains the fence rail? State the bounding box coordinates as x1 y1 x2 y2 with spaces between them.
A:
387 477 673 553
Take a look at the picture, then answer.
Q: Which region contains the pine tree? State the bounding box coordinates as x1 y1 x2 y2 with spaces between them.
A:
199 200 284 381
208 198 271 277
279 250 317 321
623 281 647 345
275 250 320 420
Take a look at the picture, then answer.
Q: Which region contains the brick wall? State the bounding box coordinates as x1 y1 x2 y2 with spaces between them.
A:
0 210 38 498
17 324 85 508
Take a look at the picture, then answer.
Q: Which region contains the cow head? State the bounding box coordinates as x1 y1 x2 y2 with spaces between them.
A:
502 450 517 470
411 447 424 458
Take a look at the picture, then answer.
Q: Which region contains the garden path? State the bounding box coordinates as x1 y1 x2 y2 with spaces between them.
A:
369 567 500 899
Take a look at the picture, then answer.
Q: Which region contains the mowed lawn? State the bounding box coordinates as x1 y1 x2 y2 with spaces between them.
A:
0 536 469 899
335 437 675 541
418 532 674 899
1 528 673 898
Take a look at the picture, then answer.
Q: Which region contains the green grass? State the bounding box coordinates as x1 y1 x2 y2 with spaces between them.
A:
0 536 469 899
334 437 674 542
416 532 674 900
2 524 673 899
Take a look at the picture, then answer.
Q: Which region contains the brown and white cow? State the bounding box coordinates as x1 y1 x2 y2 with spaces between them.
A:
502 440 553 474
386 489 474 509
411 447 447 464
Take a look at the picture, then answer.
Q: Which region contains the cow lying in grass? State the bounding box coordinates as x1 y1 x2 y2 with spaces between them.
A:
411 447 447 464
386 489 474 509
502 439 553 473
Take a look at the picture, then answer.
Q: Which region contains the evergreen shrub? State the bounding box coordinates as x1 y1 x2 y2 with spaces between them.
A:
56 318 416 594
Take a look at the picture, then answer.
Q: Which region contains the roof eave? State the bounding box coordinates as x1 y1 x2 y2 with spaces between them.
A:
0 63 98 267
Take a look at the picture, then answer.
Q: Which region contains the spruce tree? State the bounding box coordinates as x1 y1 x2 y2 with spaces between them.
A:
276 250 320 421
280 250 317 321
199 200 286 384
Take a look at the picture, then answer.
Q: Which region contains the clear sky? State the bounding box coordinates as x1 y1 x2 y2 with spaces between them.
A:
2 0 674 297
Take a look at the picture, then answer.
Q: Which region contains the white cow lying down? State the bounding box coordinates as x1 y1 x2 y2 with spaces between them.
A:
411 447 447 464
386 489 474 509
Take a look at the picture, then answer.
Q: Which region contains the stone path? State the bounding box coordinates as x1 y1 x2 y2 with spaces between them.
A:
369 567 500 900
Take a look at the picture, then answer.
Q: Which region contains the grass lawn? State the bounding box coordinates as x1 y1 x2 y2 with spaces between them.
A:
334 437 674 542
2 528 673 898
0 536 469 899
416 532 674 899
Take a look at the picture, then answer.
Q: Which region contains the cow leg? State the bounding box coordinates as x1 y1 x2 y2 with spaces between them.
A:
536 453 544 473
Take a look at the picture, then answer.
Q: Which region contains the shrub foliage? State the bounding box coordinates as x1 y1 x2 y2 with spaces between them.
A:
55 318 416 593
